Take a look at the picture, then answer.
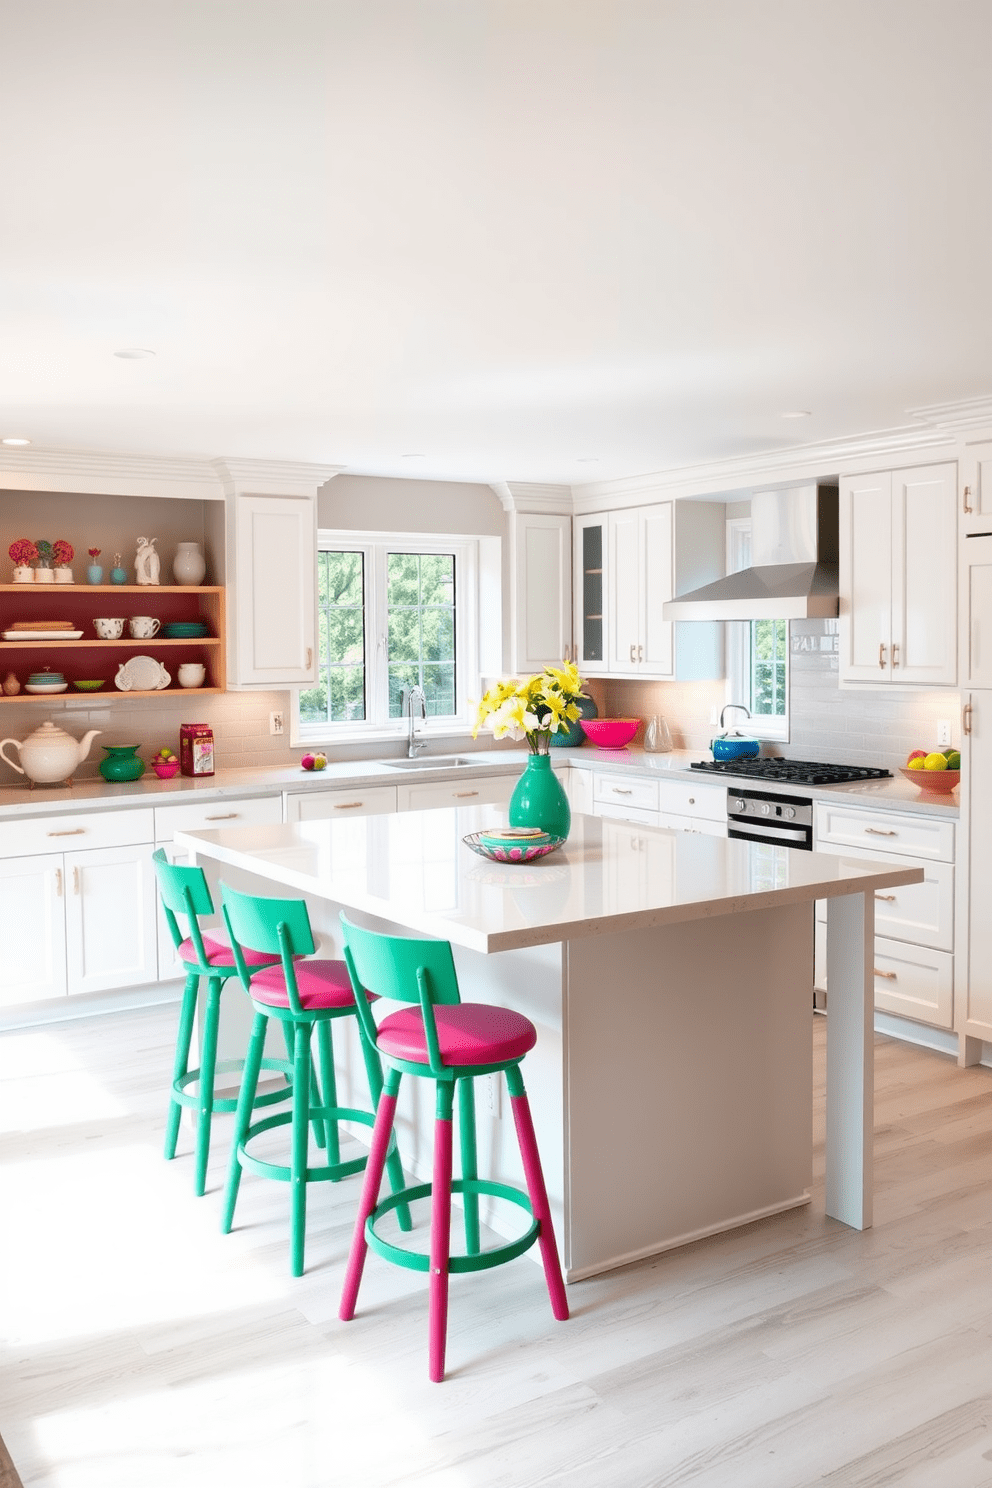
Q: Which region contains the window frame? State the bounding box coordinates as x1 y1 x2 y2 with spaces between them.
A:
293 529 494 747
725 517 790 743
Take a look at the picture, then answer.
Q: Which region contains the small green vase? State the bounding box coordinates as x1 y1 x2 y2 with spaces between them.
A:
508 753 570 839
549 694 598 747
99 744 145 783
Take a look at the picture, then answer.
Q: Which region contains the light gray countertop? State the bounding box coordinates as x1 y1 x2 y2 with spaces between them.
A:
0 744 959 821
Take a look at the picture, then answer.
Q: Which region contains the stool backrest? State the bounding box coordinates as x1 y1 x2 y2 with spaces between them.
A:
220 881 316 1015
152 847 215 965
339 914 460 1073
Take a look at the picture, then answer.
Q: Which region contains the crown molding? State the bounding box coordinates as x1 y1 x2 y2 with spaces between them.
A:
490 481 573 514
570 422 959 513
908 395 992 434
0 446 225 500
210 458 344 499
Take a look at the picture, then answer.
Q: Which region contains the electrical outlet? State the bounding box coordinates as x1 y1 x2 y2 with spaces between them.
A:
937 720 951 747
709 706 719 726
269 711 284 736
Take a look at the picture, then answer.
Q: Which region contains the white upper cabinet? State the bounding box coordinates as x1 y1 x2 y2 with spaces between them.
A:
961 440 992 537
963 532 992 688
608 504 674 676
229 493 318 688
573 514 608 675
507 512 572 673
839 462 956 687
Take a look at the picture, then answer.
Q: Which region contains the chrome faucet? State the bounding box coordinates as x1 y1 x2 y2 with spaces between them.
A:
403 684 427 757
720 703 751 733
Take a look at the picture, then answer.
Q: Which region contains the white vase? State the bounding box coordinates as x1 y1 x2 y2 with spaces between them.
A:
12 566 34 583
173 541 206 585
34 566 54 584
54 566 74 584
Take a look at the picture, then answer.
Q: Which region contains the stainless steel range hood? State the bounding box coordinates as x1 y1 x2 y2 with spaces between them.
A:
663 484 839 621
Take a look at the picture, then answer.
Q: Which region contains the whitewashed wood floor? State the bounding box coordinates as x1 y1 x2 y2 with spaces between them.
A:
1 1003 991 1488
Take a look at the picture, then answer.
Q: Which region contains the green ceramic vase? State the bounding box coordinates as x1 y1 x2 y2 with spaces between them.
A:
99 744 145 783
549 693 598 748
508 752 571 839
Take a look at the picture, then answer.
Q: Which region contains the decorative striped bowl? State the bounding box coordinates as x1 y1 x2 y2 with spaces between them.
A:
462 832 566 864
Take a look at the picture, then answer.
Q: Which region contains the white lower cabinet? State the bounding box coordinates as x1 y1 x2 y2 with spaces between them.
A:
395 775 517 811
285 784 397 821
0 808 159 1006
592 769 728 835
814 803 955 1029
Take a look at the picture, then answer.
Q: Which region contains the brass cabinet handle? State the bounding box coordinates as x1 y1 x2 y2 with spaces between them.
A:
964 702 974 736
865 827 897 836
629 643 636 662
874 968 897 980
205 813 239 821
964 483 974 514
453 790 479 798
875 893 896 902
891 643 899 668
54 868 62 897
879 643 887 669
306 647 313 670
332 801 364 809
72 866 80 894
47 827 86 837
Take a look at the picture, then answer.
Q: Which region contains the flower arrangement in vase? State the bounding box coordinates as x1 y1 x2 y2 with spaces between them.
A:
473 661 586 838
8 538 38 583
87 547 103 584
53 539 75 583
110 552 128 584
34 540 55 582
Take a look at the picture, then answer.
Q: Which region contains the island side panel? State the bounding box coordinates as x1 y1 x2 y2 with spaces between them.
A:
824 890 874 1230
562 901 813 1280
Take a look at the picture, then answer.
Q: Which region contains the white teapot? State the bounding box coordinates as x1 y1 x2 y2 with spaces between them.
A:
0 721 102 787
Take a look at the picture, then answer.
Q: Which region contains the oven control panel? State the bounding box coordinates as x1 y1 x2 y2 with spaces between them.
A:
727 788 813 849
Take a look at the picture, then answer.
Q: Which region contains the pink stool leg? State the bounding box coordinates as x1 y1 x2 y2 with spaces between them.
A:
339 1077 400 1321
428 1089 455 1382
509 1088 569 1321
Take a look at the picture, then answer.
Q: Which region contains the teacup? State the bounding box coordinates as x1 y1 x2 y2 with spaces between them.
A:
93 617 125 639
177 662 206 688
128 616 161 639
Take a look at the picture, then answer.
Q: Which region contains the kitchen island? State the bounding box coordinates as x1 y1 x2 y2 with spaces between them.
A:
177 807 923 1281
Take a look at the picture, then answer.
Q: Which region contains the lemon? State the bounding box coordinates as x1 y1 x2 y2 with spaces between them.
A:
907 757 926 770
923 752 948 771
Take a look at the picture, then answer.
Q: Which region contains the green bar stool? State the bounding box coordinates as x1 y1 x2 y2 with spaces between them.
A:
153 848 294 1198
338 914 568 1383
219 882 411 1278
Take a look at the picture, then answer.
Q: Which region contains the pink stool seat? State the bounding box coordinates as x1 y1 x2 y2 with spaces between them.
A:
377 1003 537 1067
178 934 277 969
249 957 358 1011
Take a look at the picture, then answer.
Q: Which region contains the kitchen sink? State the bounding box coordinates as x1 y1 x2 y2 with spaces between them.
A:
382 755 480 770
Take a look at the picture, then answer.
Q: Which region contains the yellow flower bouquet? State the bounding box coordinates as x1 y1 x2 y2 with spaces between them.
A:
473 661 586 754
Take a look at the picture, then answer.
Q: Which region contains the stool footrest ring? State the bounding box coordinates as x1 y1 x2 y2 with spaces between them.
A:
367 1178 539 1274
173 1056 293 1114
238 1104 395 1186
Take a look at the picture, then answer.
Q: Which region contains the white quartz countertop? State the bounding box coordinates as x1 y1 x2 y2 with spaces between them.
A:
177 806 924 955
0 744 958 821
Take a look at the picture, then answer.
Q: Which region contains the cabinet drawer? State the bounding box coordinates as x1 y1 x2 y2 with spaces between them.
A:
814 803 954 862
397 776 516 811
156 794 283 841
286 785 397 821
814 843 952 951
872 937 954 1029
657 811 727 837
657 779 727 823
595 801 660 827
0 807 155 859
593 771 660 812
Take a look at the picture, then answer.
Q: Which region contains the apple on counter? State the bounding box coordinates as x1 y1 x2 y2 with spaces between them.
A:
300 753 327 771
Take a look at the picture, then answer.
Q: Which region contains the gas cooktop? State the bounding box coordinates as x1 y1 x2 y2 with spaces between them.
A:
690 758 892 787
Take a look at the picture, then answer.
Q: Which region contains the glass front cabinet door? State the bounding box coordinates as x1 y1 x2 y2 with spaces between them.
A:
573 515 608 675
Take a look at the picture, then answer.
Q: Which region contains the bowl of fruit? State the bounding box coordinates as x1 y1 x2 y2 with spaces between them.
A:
898 748 960 793
152 747 180 779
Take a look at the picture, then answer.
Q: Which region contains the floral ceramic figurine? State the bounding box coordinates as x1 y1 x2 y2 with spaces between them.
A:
9 538 38 582
135 536 160 585
52 539 74 583
87 547 103 584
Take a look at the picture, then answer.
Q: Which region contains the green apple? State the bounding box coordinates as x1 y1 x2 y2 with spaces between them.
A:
313 753 327 771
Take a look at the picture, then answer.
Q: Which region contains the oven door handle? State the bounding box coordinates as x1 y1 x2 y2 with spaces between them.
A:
728 821 811 846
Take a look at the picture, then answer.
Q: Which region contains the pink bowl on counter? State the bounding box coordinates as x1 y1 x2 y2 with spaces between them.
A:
153 760 181 779
579 717 640 749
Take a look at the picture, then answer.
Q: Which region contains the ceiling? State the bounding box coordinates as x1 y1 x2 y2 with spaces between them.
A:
2 1 991 487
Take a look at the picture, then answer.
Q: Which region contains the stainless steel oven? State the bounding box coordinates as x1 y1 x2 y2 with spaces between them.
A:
726 788 813 850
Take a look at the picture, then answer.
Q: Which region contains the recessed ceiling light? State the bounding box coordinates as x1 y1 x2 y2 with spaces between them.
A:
1 436 31 446
400 453 426 460
780 410 812 419
114 347 156 359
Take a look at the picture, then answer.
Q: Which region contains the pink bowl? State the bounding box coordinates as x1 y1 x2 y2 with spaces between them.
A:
579 717 640 749
153 760 181 779
898 766 959 794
